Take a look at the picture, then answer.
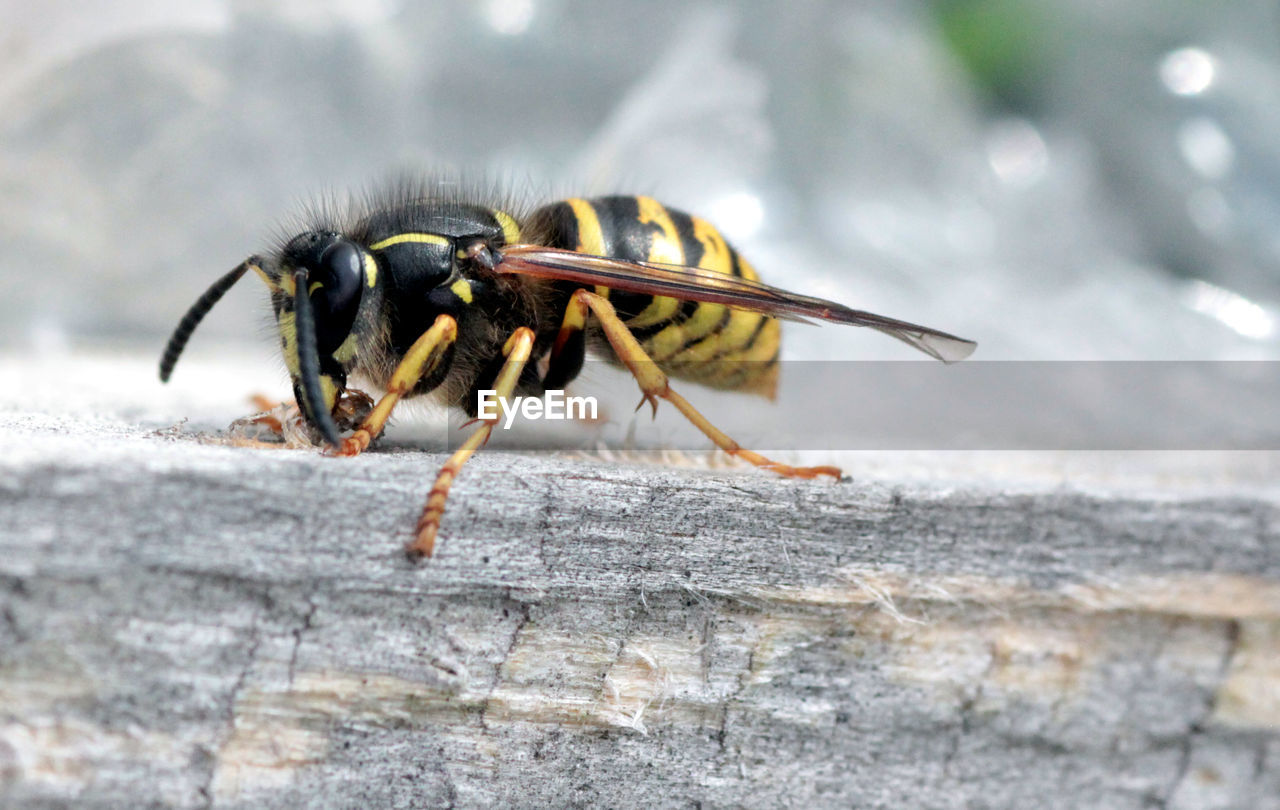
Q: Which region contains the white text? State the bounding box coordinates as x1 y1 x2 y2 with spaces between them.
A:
476 389 598 429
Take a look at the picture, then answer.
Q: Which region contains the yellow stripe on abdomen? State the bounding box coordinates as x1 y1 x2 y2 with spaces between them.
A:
691 215 734 275
626 197 683 329
565 198 611 299
657 238 780 397
647 213 739 362
556 196 782 397
565 198 605 254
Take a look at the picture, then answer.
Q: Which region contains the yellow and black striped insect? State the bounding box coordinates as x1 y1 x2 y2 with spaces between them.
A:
159 180 976 557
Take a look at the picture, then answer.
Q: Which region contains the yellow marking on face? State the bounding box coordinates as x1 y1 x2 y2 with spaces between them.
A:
279 311 300 376
319 375 340 413
308 281 322 295
490 209 522 245
333 332 360 364
566 198 606 254
363 253 378 288
450 278 474 304
279 273 297 297
281 309 348 410
368 232 450 251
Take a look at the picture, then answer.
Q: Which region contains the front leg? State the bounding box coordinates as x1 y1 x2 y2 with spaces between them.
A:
332 314 458 457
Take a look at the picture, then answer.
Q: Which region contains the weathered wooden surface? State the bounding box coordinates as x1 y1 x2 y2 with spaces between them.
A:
2 351 1279 808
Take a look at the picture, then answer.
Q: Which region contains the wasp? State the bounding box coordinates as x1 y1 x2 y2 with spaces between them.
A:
159 179 976 557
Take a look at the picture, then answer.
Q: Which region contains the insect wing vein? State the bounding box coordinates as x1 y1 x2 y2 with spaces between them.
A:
495 245 976 362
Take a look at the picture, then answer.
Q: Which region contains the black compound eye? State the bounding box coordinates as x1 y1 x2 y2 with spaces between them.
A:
311 240 365 355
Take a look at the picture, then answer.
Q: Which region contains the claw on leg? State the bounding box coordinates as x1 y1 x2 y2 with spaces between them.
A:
407 326 536 559
333 428 373 457
571 289 842 481
634 392 660 418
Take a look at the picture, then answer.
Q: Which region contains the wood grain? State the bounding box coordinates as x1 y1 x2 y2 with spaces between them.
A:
1 352 1278 808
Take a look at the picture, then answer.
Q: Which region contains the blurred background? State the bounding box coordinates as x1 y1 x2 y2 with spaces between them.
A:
2 0 1279 372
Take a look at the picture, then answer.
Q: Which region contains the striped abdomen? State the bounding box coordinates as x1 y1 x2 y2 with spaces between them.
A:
529 195 781 397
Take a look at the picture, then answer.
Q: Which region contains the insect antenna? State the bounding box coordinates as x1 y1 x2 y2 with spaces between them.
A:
158 259 254 382
291 267 342 447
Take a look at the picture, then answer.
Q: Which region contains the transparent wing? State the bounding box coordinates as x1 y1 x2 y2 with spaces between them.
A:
495 244 977 363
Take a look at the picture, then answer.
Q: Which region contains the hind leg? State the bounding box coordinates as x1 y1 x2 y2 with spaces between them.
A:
570 289 840 479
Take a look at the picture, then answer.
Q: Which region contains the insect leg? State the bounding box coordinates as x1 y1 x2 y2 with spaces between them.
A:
572 289 841 480
333 314 458 457
542 292 589 390
411 326 536 558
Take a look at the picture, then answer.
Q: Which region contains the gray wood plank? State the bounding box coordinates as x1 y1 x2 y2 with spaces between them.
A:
1 353 1278 808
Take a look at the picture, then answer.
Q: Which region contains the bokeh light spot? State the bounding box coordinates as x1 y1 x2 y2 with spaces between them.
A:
485 0 535 36
1160 47 1215 96
1184 280 1274 340
986 119 1048 188
1177 117 1235 179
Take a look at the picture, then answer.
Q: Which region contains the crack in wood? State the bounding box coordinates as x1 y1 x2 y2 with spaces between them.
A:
1155 618 1243 810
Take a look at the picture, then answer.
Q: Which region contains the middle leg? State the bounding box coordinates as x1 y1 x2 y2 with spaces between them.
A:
410 326 537 558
